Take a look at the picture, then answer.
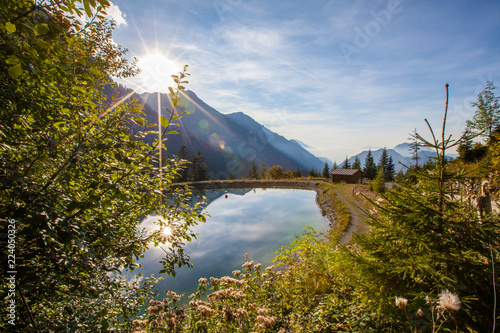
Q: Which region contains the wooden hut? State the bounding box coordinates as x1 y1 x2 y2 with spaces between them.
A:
330 169 363 183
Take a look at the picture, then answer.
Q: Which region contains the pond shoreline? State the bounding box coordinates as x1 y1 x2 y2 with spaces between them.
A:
174 180 339 231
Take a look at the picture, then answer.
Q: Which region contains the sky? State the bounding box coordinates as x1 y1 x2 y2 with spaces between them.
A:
108 0 500 163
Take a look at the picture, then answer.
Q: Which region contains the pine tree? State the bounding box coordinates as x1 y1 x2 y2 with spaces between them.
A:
260 162 268 179
248 161 259 179
332 161 338 170
371 167 386 193
177 144 190 160
467 81 500 142
352 156 361 170
341 156 351 169
408 128 421 167
385 156 395 181
322 162 330 179
177 144 191 182
295 166 302 178
458 128 473 161
363 149 377 180
189 151 210 181
308 168 319 178
377 147 389 178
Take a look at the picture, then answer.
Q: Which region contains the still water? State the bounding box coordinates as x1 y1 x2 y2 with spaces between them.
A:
135 188 329 298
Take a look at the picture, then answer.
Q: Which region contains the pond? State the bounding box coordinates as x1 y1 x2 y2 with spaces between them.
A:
135 188 330 299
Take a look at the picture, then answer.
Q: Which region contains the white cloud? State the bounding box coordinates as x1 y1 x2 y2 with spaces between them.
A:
106 2 127 27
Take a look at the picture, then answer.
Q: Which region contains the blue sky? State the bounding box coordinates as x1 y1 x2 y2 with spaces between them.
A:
109 0 500 163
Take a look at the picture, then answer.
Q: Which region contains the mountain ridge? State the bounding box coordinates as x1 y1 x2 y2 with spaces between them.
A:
137 90 325 178
340 143 457 173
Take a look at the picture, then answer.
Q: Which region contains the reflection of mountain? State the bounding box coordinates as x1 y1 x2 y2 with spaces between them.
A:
193 188 253 207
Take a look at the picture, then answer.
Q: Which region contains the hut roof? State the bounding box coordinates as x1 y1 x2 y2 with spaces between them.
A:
330 168 361 176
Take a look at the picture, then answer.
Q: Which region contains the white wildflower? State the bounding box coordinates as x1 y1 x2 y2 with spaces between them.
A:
395 296 408 309
438 290 460 311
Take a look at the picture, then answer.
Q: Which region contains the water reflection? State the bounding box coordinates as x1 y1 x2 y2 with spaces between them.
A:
135 188 329 298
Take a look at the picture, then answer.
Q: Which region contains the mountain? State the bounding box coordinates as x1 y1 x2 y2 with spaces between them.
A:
291 139 313 149
343 143 458 173
226 112 325 171
137 90 325 179
290 139 333 167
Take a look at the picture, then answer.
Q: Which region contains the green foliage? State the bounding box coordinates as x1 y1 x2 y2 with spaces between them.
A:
308 167 321 178
371 168 386 193
267 165 283 179
248 161 259 179
294 165 302 178
363 149 377 180
467 81 500 141
322 162 330 179
352 156 361 170
409 128 422 167
176 144 191 182
260 162 268 179
0 1 205 330
189 151 210 182
341 156 351 169
345 85 500 331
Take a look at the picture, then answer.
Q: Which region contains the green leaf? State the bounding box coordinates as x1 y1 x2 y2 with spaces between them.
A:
8 64 22 79
34 23 49 36
133 117 145 127
5 57 19 65
160 115 169 127
53 122 66 129
5 22 16 33
84 1 93 18
98 0 111 6
167 130 179 135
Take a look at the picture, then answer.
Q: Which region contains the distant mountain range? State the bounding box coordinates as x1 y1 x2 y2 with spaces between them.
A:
134 90 325 179
106 84 456 177
341 143 458 173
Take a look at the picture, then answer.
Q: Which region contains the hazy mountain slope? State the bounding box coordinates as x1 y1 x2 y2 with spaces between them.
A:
226 112 325 171
139 91 324 178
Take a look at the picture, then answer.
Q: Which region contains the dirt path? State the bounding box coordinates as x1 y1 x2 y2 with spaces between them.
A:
333 188 368 245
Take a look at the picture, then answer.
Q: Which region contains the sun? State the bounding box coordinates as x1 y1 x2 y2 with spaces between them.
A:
136 51 183 93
